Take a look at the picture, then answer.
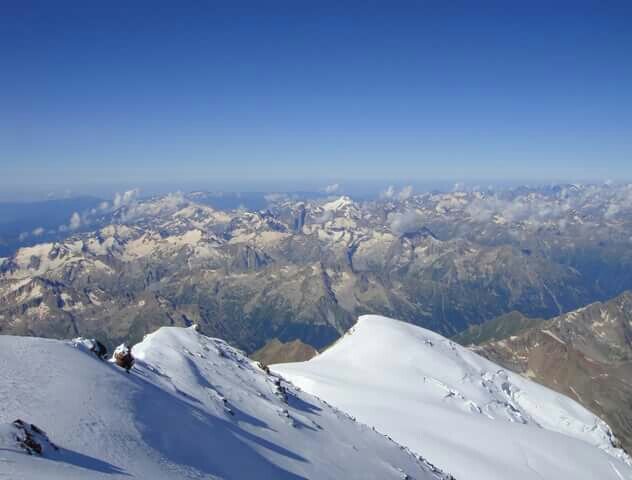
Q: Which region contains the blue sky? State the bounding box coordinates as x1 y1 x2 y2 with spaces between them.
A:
1 1 631 194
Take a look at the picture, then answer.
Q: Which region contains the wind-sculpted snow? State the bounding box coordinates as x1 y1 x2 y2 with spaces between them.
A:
273 315 632 480
0 327 449 480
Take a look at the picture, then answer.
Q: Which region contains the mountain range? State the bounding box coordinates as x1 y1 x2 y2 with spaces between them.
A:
2 184 632 457
3 183 632 355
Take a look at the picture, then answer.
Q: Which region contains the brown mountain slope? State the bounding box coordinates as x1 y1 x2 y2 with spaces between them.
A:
250 338 318 365
473 291 632 452
453 310 543 345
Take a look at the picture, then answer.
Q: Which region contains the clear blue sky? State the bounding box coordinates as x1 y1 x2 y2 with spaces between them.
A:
1 1 631 193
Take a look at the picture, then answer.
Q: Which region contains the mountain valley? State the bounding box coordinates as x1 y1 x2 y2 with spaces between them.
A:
3 184 632 354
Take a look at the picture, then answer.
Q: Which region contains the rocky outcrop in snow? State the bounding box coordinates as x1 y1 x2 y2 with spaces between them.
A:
0 326 450 479
0 420 58 456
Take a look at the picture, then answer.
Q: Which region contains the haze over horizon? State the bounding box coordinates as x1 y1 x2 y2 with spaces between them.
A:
1 178 626 204
2 1 632 195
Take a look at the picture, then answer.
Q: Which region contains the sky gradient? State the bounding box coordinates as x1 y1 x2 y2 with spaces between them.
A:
2 1 632 193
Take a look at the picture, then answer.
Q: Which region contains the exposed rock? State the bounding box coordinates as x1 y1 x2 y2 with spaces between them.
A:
473 291 632 453
453 311 543 345
9 419 58 456
250 338 318 365
72 337 108 359
112 343 135 372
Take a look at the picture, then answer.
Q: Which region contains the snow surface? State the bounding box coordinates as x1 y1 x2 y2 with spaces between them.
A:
273 315 632 480
0 327 447 480
321 196 354 212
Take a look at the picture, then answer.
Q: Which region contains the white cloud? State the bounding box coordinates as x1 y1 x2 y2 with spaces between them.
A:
32 227 45 237
69 212 81 230
380 185 395 199
118 191 186 221
381 185 413 201
398 185 413 201
113 189 139 209
53 188 142 235
264 193 287 204
52 187 189 234
389 210 424 235
324 183 340 194
458 185 632 228
18 232 29 241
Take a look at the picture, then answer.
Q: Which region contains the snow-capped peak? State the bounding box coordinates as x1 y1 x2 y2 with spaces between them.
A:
273 314 632 480
322 195 356 212
0 326 449 479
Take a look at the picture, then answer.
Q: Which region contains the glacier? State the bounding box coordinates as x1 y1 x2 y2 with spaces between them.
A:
273 314 632 480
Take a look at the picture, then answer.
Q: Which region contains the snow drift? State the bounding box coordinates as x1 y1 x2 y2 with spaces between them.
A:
273 315 632 480
0 326 448 480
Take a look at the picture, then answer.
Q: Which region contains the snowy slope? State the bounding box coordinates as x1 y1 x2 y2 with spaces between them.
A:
273 315 632 480
0 327 448 480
